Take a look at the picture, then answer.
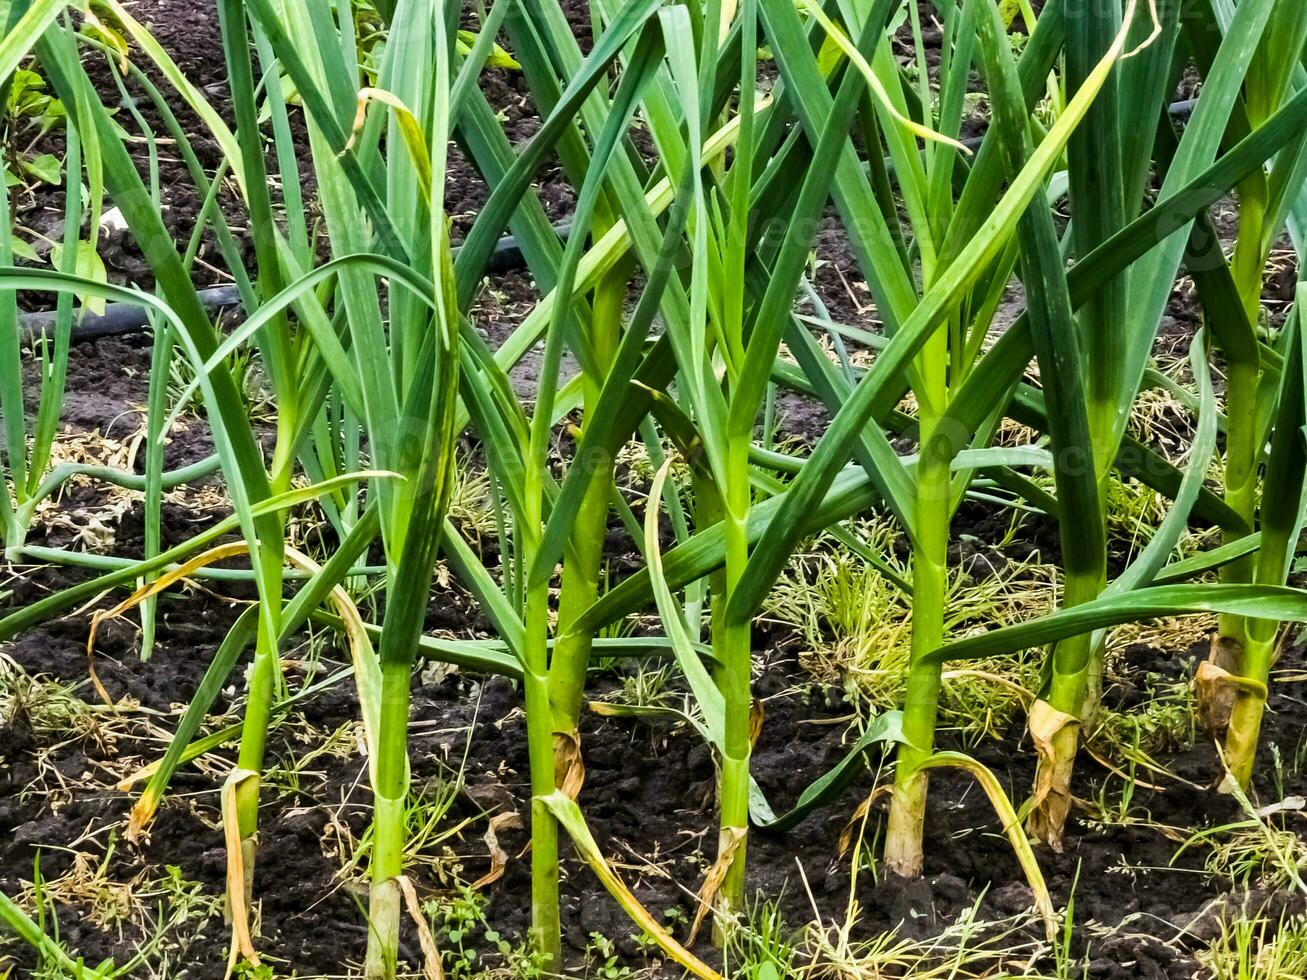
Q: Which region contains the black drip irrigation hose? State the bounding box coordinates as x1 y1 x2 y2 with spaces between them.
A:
15 99 1199 345
14 226 557 342
17 286 245 341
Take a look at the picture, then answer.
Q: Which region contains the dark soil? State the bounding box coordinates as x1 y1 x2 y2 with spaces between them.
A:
2 319 1306 980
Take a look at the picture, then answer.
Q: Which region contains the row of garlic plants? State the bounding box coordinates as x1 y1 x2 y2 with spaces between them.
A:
2 0 1307 975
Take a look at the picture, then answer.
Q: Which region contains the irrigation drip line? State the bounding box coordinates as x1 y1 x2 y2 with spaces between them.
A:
14 99 1199 344
14 227 545 342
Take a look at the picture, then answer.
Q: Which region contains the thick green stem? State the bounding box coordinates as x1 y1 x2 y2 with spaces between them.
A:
1204 358 1259 731
1223 626 1274 790
884 306 949 879
1231 181 1268 326
528 784 562 967
233 552 285 842
1220 252 1307 785
713 594 751 924
884 662 943 877
1225 692 1267 790
232 635 276 839
546 260 625 773
229 532 286 953
531 261 627 965
1025 570 1103 848
525 576 563 970
884 441 949 878
539 488 605 954
1208 181 1264 726
713 436 753 929
1214 182 1267 656
1218 362 1260 611
365 662 413 979
2 511 25 563
548 475 608 760
526 671 563 966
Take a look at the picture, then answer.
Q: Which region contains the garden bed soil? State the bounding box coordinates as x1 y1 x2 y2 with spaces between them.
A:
1 331 1305 979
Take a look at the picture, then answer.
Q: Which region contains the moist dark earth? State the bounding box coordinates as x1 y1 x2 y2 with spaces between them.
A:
5 331 1306 979
6 342 1306 980
3 1 1306 979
